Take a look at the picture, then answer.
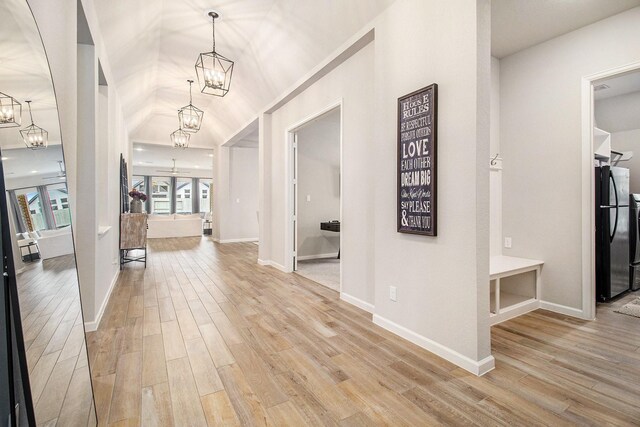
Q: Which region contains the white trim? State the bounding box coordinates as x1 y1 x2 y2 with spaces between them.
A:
581 60 640 321
540 300 586 318
340 292 374 313
219 237 259 243
257 259 289 273
372 314 495 376
296 253 339 261
285 100 343 285
212 237 220 242
15 267 26 275
84 270 120 332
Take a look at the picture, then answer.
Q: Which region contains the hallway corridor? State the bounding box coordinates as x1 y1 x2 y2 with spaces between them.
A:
87 238 640 426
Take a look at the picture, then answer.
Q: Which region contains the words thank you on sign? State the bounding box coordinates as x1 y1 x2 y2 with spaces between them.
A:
397 84 438 236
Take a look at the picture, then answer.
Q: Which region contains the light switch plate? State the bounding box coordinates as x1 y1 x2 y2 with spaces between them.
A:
504 237 512 248
306 195 311 202
389 286 397 301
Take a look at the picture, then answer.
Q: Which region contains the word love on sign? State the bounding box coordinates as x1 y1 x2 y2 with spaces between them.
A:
397 84 438 236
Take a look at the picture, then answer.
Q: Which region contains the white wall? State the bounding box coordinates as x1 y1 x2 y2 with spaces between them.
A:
227 147 259 241
500 7 640 312
596 91 640 133
490 56 502 257
212 144 259 243
262 41 375 307
297 111 341 259
611 129 640 193
260 0 492 374
29 0 132 328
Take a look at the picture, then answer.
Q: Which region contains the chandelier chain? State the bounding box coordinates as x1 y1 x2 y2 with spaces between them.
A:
211 15 216 53
25 100 34 124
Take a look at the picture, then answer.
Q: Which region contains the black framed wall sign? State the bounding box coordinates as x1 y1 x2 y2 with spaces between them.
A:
397 83 438 236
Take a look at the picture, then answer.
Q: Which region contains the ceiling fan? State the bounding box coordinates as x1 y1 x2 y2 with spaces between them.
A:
43 160 66 180
156 158 190 175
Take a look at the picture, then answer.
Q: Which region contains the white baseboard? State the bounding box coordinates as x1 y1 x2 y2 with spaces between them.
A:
257 258 289 273
340 292 374 313
84 271 120 332
212 237 220 242
372 314 495 376
297 253 339 261
15 266 26 275
540 300 586 319
219 237 259 243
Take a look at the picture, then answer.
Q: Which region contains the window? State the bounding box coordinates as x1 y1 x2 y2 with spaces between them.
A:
132 175 146 194
152 177 172 214
176 178 192 214
199 179 212 213
47 183 71 228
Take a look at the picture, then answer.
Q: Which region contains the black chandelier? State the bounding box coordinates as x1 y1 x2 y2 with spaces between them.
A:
178 79 204 133
170 128 190 149
195 11 234 97
20 101 47 150
0 92 21 128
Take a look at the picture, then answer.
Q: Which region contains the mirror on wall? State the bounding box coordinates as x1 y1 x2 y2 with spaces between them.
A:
0 0 97 425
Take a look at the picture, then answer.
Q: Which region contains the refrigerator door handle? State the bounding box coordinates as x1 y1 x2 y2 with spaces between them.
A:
610 171 619 242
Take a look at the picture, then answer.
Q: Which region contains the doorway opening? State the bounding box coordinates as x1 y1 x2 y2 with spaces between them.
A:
288 105 342 291
586 62 640 317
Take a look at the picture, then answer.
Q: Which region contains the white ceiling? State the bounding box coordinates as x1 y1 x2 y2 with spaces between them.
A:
132 142 213 174
595 70 640 100
2 144 64 179
491 0 640 58
92 0 395 147
0 0 60 149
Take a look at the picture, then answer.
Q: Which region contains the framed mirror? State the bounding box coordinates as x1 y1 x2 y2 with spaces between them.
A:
0 0 97 425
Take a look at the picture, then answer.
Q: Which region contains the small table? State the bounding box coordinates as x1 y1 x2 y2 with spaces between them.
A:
20 241 40 262
320 221 340 259
203 220 212 236
489 256 543 325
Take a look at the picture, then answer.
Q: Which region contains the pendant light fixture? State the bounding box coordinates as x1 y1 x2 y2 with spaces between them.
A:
195 11 234 97
170 128 190 149
20 101 48 150
178 80 204 133
0 92 21 128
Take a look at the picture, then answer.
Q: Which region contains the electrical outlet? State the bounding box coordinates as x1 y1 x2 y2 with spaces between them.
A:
389 286 397 302
306 194 311 202
504 237 512 249
236 198 240 203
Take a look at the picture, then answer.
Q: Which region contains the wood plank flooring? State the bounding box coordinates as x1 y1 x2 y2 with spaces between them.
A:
88 237 640 426
17 255 96 426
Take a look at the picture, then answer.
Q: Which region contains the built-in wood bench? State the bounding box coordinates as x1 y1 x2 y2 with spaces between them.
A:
489 255 543 325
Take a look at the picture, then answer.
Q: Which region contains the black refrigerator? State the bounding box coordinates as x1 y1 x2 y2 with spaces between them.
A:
629 194 640 291
596 165 630 301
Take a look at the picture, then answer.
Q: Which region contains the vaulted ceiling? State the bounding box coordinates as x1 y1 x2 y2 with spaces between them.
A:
93 0 640 149
92 0 396 148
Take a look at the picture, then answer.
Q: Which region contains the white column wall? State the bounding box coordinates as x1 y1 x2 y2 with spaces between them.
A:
372 0 492 370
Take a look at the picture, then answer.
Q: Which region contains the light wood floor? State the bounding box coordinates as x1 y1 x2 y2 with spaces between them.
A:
88 237 640 426
17 255 96 426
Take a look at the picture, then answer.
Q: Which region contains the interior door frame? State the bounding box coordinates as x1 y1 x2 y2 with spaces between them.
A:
581 60 640 320
285 100 343 282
